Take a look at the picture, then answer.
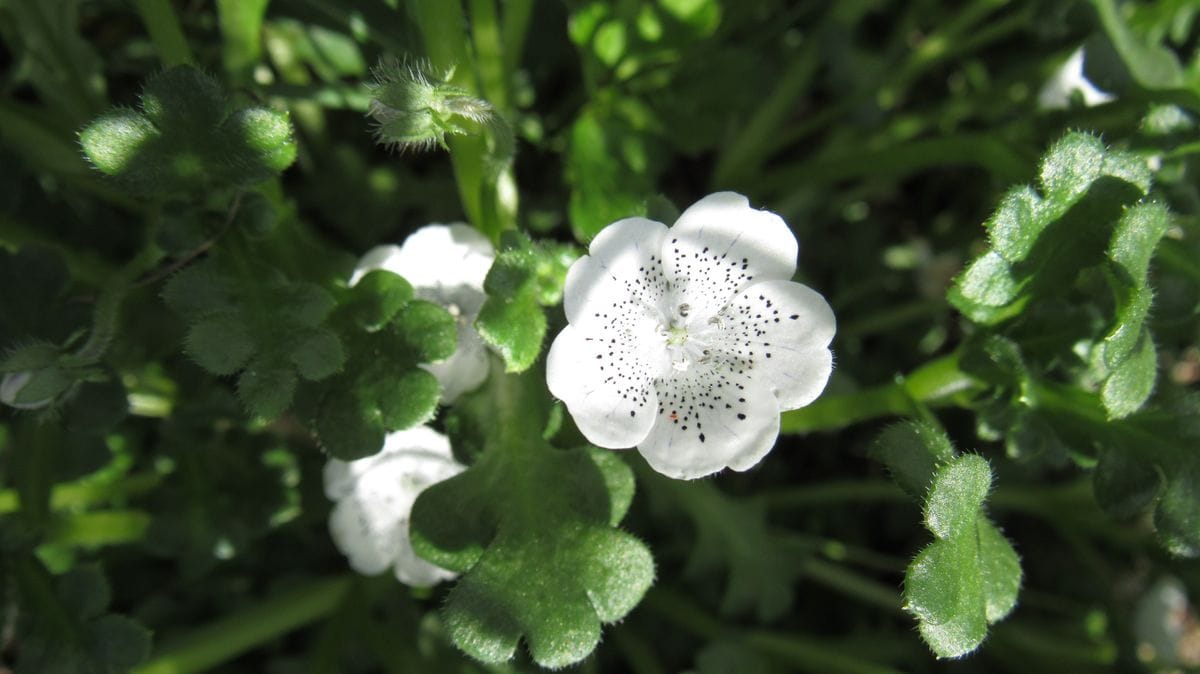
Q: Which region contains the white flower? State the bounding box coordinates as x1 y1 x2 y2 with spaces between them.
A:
352 223 495 403
1038 47 1116 110
323 426 465 587
546 192 836 480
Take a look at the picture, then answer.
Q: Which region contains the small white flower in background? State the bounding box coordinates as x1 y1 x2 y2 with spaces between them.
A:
546 192 836 480
1038 47 1116 110
324 426 465 587
352 223 495 403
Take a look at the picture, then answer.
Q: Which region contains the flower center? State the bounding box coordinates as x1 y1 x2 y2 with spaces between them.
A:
658 304 713 372
665 325 689 347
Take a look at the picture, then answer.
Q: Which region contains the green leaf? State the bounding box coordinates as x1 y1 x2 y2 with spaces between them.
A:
164 258 343 418
238 363 298 420
475 233 579 373
566 106 657 241
897 450 1021 659
1087 0 1191 98
475 295 545 373
1154 458 1200 558
1104 202 1171 369
13 556 151 674
986 186 1043 264
344 270 413 331
396 300 458 363
1093 445 1162 519
410 368 653 668
57 563 110 620
79 65 297 195
1038 132 1105 205
950 132 1153 326
308 280 455 459
290 330 345 380
0 246 88 349
924 454 992 540
905 535 987 659
77 111 158 176
977 518 1021 622
88 614 152 674
1100 331 1157 420
872 421 956 500
185 314 254 375
1109 201 1171 286
952 251 1020 310
216 0 270 77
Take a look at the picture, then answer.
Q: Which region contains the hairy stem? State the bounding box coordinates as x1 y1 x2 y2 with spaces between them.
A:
781 351 981 434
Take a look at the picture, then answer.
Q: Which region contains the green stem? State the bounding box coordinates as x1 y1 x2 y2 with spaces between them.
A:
469 0 509 111
500 0 534 77
839 299 945 339
713 42 819 187
62 246 164 367
781 351 981 434
132 576 354 674
133 0 194 67
759 134 1030 194
801 558 903 613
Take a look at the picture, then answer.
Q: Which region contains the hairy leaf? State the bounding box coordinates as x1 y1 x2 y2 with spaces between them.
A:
475 232 578 373
872 421 956 500
410 366 653 668
164 258 343 419
79 65 296 195
893 446 1021 659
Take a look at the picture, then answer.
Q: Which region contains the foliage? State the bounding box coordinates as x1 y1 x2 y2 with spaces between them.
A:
2 0 1200 673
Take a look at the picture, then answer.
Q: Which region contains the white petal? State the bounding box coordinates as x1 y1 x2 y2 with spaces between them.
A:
323 426 464 585
328 490 402 575
547 323 665 449
708 280 835 410
393 526 458 587
1037 47 1115 110
639 369 781 479
350 244 403 286
388 223 495 291
564 217 670 325
423 327 490 404
663 192 798 318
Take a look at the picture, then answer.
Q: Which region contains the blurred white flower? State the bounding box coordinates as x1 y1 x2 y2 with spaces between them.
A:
324 426 465 587
546 192 836 479
1135 576 1200 668
1038 47 1116 110
352 223 495 403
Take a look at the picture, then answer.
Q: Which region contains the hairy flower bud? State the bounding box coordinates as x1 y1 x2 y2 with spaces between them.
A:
367 60 497 151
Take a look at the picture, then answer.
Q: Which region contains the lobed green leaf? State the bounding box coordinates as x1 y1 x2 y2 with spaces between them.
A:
886 435 1022 659
475 232 579 373
410 367 653 668
872 421 956 500
79 65 297 196
1100 332 1157 420
164 258 344 419
924 454 992 541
